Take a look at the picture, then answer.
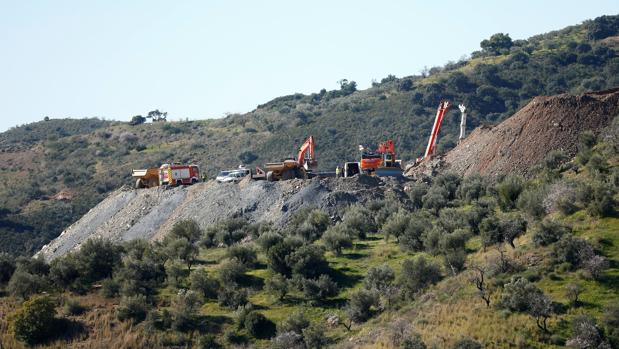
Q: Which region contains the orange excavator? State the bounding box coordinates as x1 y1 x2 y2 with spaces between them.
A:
416 100 451 163
355 139 402 177
252 136 317 181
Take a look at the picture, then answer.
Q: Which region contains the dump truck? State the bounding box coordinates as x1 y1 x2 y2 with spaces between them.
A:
252 136 317 181
132 168 160 189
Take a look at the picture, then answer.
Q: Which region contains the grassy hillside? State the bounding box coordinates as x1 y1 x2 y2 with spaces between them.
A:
0 109 616 348
1 15 618 256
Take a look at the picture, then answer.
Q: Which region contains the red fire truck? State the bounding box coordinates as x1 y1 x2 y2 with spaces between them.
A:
159 163 201 186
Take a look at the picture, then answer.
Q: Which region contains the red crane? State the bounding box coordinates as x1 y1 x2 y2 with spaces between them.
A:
423 100 451 159
297 136 317 170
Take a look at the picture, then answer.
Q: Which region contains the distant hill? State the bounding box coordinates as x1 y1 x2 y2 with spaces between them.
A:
1 14 618 256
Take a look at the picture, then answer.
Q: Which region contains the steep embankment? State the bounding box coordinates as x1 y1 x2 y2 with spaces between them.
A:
407 88 619 178
38 176 408 260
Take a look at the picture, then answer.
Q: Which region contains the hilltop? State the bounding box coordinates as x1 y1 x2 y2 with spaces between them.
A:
1 15 618 257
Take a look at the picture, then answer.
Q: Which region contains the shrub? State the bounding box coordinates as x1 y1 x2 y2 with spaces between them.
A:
587 182 615 217
517 186 547 219
217 286 249 308
301 275 338 302
381 210 410 242
434 173 461 200
189 269 219 299
63 299 86 316
364 264 395 292
532 219 571 246
399 256 442 298
582 255 609 280
400 211 431 251
244 311 276 339
165 237 198 271
553 235 595 269
280 310 309 334
566 315 609 348
271 331 304 349
408 182 429 209
456 175 486 203
401 334 427 349
198 334 222 349
170 219 202 243
267 238 303 277
302 323 328 348
499 277 553 331
171 290 202 332
100 278 120 298
495 176 524 211
9 295 57 345
422 186 449 213
265 274 289 302
322 224 353 255
288 244 329 279
544 181 577 215
346 289 379 323
256 231 283 253
226 244 257 267
218 259 246 285
7 270 49 299
341 205 376 238
117 295 149 323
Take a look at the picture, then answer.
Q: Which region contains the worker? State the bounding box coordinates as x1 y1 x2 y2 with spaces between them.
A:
335 166 341 178
202 172 208 182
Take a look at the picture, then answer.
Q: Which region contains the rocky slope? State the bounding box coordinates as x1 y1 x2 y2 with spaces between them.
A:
407 88 619 179
37 175 409 260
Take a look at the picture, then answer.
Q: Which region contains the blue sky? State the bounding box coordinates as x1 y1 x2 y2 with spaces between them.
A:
0 1 617 131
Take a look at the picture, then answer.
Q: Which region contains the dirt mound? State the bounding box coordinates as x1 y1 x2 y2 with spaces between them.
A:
38 176 409 260
407 88 619 179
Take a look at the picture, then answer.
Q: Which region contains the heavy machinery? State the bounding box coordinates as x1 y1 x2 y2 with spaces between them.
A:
132 168 160 189
252 136 317 181
344 140 402 177
132 163 201 189
414 101 467 163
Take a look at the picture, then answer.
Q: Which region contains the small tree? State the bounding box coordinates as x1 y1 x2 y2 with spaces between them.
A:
217 286 249 309
301 275 338 303
399 256 442 298
218 259 246 285
7 270 49 299
280 310 310 335
469 265 491 307
0 252 16 284
265 274 289 302
9 295 57 345
117 295 149 323
190 269 219 299
346 289 379 323
364 264 395 292
532 219 571 246
323 224 353 256
170 219 202 243
565 283 581 307
495 176 523 211
244 311 276 339
566 315 610 348
165 237 198 271
226 244 258 267
402 334 427 349
129 115 146 125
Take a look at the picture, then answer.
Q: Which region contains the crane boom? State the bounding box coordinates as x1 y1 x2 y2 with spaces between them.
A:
297 136 316 169
424 101 451 158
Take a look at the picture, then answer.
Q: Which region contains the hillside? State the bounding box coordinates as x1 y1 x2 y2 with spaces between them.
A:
406 88 619 179
0 101 616 348
1 15 619 256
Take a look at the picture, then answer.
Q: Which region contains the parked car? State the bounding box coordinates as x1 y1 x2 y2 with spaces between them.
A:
216 170 248 183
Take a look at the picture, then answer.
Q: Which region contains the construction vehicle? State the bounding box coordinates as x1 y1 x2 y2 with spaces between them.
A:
344 140 403 177
132 168 161 189
159 163 201 186
414 101 467 163
252 136 317 181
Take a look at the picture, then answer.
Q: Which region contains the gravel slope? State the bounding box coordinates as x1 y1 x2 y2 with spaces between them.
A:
38 175 409 260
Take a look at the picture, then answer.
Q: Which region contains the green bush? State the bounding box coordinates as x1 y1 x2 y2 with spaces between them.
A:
9 295 58 345
401 334 427 349
100 278 120 298
341 205 376 239
323 224 353 255
300 275 338 302
265 273 289 302
495 176 524 211
217 259 246 285
532 219 571 246
0 252 16 284
189 268 219 299
7 270 49 299
517 185 547 219
364 264 395 292
399 256 442 298
226 244 258 267
279 310 309 334
244 311 276 339
346 289 379 323
217 286 249 309
451 337 482 349
117 295 149 323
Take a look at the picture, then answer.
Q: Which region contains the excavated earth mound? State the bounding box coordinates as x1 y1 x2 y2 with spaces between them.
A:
38 176 409 260
406 88 619 179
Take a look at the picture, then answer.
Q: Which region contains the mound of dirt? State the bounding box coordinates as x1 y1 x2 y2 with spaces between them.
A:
37 176 409 260
406 88 619 179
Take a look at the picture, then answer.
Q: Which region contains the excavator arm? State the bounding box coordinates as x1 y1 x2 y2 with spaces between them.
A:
424 100 451 158
297 136 316 169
